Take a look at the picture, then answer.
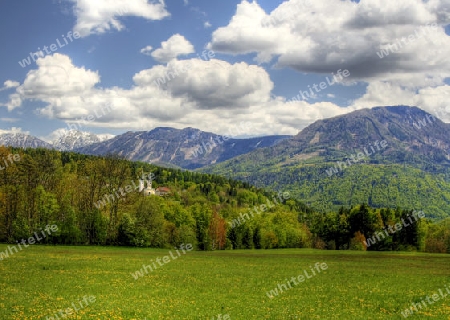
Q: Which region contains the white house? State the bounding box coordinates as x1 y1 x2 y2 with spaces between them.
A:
139 178 155 196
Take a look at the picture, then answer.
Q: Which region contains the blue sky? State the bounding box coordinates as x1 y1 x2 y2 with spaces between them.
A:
0 0 449 142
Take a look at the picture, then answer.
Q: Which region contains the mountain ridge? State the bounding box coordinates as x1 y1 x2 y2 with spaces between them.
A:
0 127 292 169
200 106 450 218
75 127 292 169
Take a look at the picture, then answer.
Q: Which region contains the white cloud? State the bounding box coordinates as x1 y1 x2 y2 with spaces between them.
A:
3 52 354 136
0 117 20 123
151 34 195 63
204 21 212 28
97 133 116 141
6 48 449 139
4 80 20 88
0 127 30 135
140 45 153 56
41 128 71 142
202 0 450 127
71 0 170 37
207 0 450 87
3 93 22 111
352 81 450 122
15 53 99 109
133 59 273 109
0 80 20 91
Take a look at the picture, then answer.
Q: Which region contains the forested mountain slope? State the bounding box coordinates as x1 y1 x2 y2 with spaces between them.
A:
201 106 450 218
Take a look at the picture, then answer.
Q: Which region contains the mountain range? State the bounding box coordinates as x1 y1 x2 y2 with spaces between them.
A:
0 132 54 149
201 106 450 218
75 127 291 169
0 129 112 151
0 127 291 169
1 105 449 218
51 129 114 151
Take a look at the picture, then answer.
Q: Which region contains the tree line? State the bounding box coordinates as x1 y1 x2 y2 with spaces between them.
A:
0 146 448 253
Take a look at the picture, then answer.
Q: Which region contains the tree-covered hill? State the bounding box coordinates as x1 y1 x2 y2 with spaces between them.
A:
0 146 448 253
0 146 312 250
201 106 450 218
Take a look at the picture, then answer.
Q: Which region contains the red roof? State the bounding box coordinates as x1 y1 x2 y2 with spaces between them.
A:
156 187 171 192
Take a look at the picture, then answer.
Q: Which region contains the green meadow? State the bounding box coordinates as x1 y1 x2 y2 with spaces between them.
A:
0 245 449 320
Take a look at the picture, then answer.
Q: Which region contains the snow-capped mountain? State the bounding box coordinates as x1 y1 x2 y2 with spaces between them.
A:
51 129 114 151
0 132 53 149
1 127 289 169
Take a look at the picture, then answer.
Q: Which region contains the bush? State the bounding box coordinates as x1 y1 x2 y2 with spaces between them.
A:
312 236 326 250
349 232 367 251
425 238 447 253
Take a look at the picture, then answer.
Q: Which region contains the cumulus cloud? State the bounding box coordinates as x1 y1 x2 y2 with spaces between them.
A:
151 34 195 63
352 81 450 122
71 0 170 37
5 53 100 114
133 59 273 109
207 0 450 86
5 47 448 139
3 52 355 136
203 0 450 126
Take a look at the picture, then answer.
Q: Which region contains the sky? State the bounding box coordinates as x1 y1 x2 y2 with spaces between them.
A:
0 0 449 142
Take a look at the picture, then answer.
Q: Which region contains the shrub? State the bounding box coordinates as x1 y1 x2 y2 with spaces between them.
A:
349 231 367 251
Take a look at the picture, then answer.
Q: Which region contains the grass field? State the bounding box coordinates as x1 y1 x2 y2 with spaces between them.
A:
0 245 449 320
